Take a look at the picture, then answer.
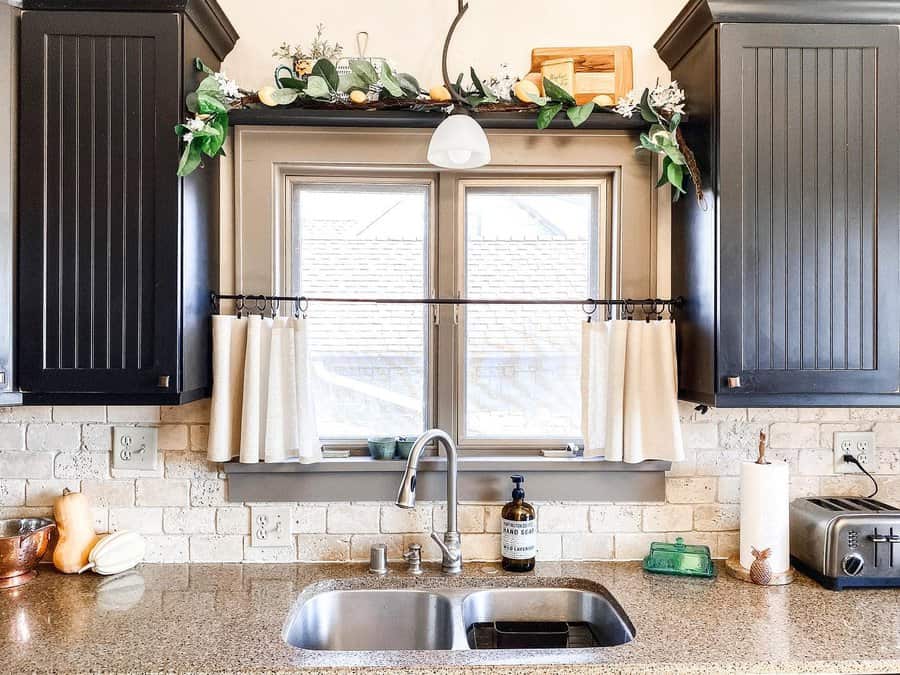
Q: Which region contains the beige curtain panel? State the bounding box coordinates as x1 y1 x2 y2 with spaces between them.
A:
582 319 684 463
207 314 322 464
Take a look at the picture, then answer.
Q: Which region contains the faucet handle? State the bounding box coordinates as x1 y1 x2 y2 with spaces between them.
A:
430 532 461 562
403 543 423 575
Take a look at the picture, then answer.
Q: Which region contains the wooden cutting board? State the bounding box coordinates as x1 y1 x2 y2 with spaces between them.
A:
528 46 633 105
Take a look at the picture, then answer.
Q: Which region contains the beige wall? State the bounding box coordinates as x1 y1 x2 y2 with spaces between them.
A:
218 0 686 294
219 0 686 94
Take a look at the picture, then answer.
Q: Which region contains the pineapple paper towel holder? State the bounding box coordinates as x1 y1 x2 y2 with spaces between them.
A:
725 432 796 585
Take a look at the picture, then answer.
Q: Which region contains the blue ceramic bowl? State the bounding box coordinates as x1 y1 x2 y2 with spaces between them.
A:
396 436 418 459
367 437 397 460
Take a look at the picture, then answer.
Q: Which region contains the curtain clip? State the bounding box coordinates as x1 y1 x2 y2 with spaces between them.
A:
236 295 245 319
582 299 597 323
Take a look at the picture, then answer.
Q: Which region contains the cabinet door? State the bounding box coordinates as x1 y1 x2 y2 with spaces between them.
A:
18 11 181 396
718 24 899 402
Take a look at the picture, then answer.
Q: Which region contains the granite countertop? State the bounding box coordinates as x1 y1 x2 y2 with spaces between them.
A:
1 560 898 674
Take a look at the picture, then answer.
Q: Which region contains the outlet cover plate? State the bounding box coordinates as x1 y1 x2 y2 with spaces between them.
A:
112 426 158 471
250 506 292 548
833 431 877 474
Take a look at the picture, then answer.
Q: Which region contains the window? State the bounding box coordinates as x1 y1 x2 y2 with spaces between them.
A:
461 184 607 441
290 179 431 440
236 126 656 454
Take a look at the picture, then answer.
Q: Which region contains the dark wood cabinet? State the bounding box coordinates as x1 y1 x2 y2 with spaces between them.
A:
657 0 900 407
15 1 237 404
0 4 20 405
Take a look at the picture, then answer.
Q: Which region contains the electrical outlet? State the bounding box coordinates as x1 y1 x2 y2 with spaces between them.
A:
833 431 877 474
250 506 292 548
112 426 158 471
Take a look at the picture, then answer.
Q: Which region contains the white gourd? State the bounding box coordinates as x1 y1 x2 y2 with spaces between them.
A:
78 531 146 575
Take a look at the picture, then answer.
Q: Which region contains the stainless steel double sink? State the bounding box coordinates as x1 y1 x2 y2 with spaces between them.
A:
284 579 635 652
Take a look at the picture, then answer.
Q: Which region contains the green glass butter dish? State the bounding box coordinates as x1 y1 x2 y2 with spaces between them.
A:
642 537 716 578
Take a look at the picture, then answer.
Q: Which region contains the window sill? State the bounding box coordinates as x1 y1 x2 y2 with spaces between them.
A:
223 456 669 503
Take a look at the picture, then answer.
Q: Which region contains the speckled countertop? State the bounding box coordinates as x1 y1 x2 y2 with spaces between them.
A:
1 560 898 674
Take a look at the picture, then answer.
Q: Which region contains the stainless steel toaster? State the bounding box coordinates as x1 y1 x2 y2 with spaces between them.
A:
789 496 900 590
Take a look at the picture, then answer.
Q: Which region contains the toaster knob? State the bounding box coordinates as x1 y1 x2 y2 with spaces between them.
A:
841 553 865 576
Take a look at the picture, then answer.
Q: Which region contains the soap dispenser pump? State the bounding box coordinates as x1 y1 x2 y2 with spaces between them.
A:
501 474 536 572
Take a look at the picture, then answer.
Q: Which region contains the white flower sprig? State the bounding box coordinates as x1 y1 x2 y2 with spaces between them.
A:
615 81 685 118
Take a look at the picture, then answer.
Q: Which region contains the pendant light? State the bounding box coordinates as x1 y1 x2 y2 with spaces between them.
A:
427 1 491 169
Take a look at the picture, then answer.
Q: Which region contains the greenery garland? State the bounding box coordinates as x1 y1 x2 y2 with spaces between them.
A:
175 59 702 204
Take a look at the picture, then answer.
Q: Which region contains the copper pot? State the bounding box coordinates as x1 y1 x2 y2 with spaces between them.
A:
0 518 55 589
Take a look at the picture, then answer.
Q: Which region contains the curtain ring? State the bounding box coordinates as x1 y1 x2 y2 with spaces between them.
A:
298 296 309 318
255 296 267 313
582 299 597 323
209 292 219 313
624 300 635 320
270 297 280 318
236 295 245 318
293 297 301 319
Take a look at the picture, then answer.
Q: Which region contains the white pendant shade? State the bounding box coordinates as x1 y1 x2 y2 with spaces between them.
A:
427 114 491 169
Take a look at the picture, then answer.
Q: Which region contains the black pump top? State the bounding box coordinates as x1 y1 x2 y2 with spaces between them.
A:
510 474 525 500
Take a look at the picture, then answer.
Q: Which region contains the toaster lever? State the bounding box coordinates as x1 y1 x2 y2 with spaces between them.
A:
868 534 900 543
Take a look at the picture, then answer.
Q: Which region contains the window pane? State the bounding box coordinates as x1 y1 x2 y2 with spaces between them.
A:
292 182 429 439
464 186 599 439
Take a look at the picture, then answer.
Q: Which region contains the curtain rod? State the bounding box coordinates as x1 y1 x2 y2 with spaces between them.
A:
211 292 683 309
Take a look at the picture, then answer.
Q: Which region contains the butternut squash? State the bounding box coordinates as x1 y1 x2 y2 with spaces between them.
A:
52 488 99 573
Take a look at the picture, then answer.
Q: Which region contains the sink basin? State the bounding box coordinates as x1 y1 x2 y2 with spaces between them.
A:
462 588 635 648
284 581 635 652
285 589 456 651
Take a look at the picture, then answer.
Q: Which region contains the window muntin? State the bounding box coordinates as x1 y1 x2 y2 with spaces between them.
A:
459 184 605 441
290 180 431 440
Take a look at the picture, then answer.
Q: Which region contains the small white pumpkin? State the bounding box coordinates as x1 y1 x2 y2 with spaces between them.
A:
79 530 146 575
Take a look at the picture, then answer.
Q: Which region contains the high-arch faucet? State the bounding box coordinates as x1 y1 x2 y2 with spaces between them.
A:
395 428 462 574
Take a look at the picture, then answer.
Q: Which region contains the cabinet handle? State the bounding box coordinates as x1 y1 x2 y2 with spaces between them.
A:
157 375 171 388
725 375 741 388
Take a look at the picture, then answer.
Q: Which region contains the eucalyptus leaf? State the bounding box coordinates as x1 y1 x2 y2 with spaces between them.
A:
657 156 672 188
379 62 404 98
177 142 202 177
639 89 658 123
305 75 332 100
193 58 214 75
197 76 221 95
526 91 550 106
279 77 308 91
639 133 663 153
666 161 686 193
338 73 366 92
174 123 188 136
470 68 489 97
185 92 200 114
398 72 421 96
269 87 301 105
312 58 339 91
536 102 563 129
663 144 686 165
669 112 682 130
542 77 575 105
197 92 227 114
200 133 222 158
349 59 378 87
566 102 595 127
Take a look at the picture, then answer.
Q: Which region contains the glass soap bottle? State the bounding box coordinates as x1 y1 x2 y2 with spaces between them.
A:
501 475 536 572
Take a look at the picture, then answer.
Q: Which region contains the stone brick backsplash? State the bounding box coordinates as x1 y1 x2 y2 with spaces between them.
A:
1 401 898 563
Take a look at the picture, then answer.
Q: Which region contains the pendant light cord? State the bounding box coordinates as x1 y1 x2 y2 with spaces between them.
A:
441 1 470 106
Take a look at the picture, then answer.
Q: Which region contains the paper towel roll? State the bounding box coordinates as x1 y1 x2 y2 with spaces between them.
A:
739 461 790 573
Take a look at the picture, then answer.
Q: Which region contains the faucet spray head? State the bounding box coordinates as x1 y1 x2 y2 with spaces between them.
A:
395 470 417 509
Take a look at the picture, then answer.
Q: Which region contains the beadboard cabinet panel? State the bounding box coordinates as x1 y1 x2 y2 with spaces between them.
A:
658 7 900 407
718 25 899 399
19 13 180 396
15 4 237 405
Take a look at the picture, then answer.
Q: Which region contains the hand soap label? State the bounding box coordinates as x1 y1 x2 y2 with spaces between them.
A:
501 518 536 560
